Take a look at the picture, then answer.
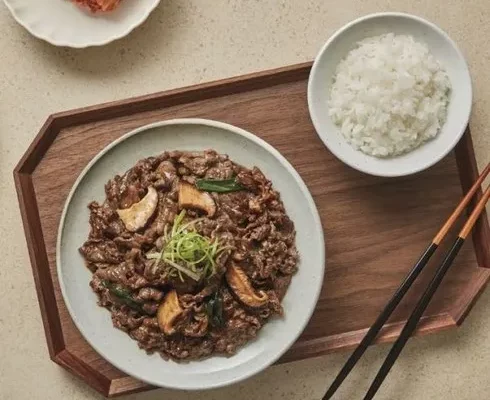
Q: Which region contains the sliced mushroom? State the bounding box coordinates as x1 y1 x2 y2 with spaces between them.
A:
157 290 183 335
178 182 216 217
117 186 158 232
226 264 269 308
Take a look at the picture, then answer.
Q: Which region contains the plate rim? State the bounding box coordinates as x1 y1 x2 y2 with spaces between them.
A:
56 118 325 390
2 0 161 48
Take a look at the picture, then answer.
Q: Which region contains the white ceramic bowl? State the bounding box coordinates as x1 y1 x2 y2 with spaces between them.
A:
3 0 160 48
308 12 472 177
57 119 325 390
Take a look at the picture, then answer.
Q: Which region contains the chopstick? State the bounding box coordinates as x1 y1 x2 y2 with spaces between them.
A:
323 162 490 400
363 184 490 400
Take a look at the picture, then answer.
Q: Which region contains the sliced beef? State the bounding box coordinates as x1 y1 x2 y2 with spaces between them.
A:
79 239 122 264
80 150 298 361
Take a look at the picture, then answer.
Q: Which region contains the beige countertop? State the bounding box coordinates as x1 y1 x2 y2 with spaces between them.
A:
1 1 489 399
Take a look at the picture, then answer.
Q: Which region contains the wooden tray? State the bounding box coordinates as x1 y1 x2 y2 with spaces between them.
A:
14 62 490 398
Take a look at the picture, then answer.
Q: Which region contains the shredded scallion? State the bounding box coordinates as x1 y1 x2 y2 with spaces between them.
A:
146 210 229 282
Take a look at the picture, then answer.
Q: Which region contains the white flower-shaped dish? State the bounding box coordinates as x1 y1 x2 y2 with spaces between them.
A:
3 0 161 48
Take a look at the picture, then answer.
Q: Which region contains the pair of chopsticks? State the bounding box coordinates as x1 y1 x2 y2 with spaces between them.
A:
324 162 490 400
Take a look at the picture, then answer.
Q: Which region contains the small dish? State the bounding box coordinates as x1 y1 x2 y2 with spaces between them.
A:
3 0 161 48
308 12 472 177
57 119 325 390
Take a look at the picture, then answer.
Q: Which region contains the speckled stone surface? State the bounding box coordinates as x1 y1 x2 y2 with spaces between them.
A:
1 1 489 399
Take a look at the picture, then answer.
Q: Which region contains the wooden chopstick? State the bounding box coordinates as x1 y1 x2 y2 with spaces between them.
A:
323 162 490 400
362 184 490 400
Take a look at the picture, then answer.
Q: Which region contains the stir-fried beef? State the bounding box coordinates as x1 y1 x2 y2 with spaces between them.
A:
80 150 298 361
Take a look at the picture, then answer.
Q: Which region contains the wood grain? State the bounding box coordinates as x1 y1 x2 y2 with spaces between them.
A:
14 62 490 397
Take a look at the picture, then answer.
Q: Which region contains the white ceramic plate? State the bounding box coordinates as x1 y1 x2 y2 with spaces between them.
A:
3 0 160 48
308 12 472 177
57 119 325 390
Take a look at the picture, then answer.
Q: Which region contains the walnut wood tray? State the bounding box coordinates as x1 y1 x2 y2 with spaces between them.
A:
14 62 490 398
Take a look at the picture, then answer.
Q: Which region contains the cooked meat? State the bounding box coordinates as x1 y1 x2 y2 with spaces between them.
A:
87 202 125 239
79 239 122 264
79 150 298 361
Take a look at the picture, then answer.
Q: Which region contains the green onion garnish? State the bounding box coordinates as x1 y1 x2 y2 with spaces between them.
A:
195 178 244 193
102 280 144 313
146 210 230 282
205 291 224 328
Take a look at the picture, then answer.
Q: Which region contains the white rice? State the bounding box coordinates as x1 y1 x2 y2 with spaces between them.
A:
328 33 451 157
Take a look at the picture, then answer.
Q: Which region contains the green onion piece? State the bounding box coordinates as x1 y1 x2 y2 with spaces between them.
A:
171 210 186 237
146 253 160 260
164 259 201 281
101 280 144 313
205 291 224 328
177 217 206 234
195 178 244 193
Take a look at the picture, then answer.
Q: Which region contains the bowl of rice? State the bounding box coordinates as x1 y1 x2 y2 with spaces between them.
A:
308 12 472 177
